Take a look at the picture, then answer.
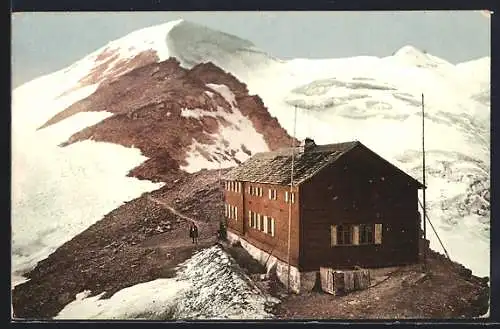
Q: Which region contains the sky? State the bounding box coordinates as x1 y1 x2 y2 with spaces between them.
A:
11 11 491 87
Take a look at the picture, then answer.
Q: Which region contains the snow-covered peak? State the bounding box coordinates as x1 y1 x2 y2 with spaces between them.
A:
391 45 452 70
95 19 184 61
394 45 427 58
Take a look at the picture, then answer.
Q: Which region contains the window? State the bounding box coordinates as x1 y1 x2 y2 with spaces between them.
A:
291 192 295 203
248 185 262 196
270 218 275 237
263 216 269 234
285 191 295 203
237 182 242 193
359 224 374 244
250 211 257 229
259 215 265 232
269 189 277 200
257 214 261 230
337 224 353 245
331 223 383 246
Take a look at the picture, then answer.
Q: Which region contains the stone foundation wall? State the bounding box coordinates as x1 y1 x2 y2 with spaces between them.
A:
227 231 317 293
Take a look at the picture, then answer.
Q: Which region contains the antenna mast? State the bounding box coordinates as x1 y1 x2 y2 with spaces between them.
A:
422 93 427 266
287 105 297 293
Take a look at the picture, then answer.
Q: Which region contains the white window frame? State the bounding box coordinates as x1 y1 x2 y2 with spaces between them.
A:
375 223 383 244
269 189 277 200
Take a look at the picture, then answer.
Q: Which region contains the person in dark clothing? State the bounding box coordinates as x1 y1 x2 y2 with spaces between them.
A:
189 222 199 244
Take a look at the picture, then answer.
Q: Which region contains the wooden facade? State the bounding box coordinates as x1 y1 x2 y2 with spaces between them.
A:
224 180 301 267
223 140 424 272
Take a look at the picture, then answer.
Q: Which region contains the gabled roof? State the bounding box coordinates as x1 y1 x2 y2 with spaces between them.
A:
223 140 424 188
223 141 359 186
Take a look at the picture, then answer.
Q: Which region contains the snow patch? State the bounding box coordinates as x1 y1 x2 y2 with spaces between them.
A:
180 107 217 120
56 279 187 320
206 83 237 107
181 84 268 173
56 246 278 320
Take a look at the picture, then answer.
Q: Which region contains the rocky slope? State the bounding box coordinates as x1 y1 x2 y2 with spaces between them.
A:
12 169 225 318
40 58 294 182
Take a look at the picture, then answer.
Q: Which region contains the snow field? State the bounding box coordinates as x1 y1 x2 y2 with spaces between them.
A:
56 246 278 320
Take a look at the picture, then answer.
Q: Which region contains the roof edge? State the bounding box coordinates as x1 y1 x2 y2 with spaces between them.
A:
296 141 361 186
356 142 425 189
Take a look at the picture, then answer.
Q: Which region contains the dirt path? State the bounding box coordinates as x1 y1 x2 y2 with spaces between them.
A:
147 195 205 226
143 195 216 249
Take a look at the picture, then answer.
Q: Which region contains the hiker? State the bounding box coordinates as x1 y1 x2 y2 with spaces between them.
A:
189 222 199 244
218 221 227 240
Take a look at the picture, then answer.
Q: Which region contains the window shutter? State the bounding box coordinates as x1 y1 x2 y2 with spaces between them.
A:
248 211 251 227
291 192 295 203
270 218 275 237
285 191 289 202
235 206 238 220
257 214 261 230
353 225 360 245
264 216 268 234
331 225 337 246
375 223 383 244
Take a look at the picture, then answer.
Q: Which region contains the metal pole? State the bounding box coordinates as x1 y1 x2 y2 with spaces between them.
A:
287 105 297 293
418 199 450 259
422 93 427 266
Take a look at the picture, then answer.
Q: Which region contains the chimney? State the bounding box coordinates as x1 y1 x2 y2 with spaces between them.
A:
301 137 316 152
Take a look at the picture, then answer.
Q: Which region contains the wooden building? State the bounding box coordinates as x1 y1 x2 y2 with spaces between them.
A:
222 139 424 292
